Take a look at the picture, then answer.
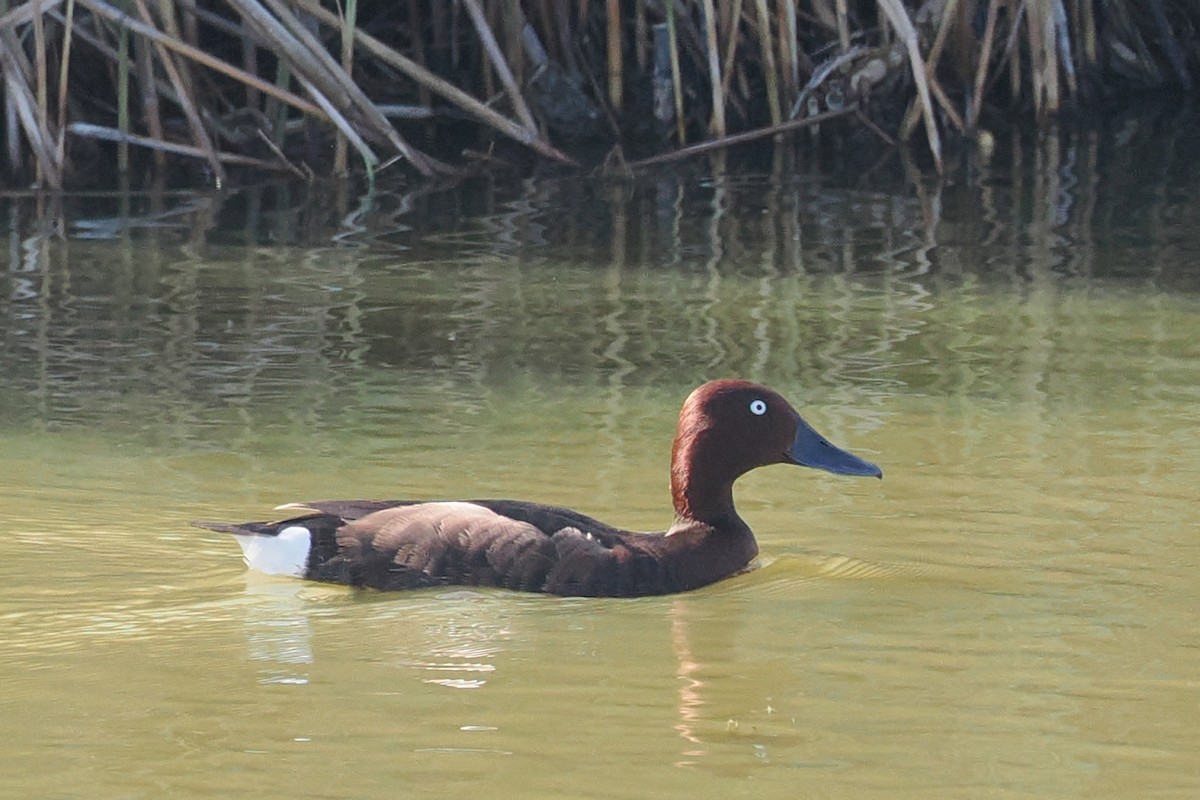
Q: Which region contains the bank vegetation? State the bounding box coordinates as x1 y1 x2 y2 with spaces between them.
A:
2 0 1198 188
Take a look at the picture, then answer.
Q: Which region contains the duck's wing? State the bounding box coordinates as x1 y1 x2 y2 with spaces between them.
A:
322 501 558 591
331 501 673 595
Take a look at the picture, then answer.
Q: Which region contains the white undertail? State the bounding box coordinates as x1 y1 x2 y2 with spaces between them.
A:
232 525 312 577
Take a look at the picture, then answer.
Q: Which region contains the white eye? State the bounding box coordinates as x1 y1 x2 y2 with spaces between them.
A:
749 399 767 416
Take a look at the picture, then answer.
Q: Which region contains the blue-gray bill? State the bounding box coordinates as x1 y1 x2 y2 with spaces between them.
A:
788 419 883 478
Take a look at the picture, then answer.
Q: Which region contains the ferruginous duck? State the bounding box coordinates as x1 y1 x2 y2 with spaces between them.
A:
193 379 882 597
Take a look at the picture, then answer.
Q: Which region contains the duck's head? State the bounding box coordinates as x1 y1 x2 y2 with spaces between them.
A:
671 379 881 523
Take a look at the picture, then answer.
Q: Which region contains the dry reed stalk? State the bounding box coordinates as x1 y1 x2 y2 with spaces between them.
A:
634 0 648 70
927 72 964 133
77 0 322 117
253 126 305 179
0 0 61 31
133 0 225 181
1103 0 1161 85
478 4 494 105
0 2 63 186
925 0 958 68
627 106 855 168
779 0 799 102
1025 0 1057 116
751 0 782 125
969 0 1001 128
920 1 966 133
131 27 166 170
266 55 290 148
1079 0 1097 69
404 0 430 108
462 0 538 131
1 40 62 186
255 0 391 125
1009 1 1023 101
153 0 192 96
117 22 130 172
1052 0 1076 100
296 71 380 173
807 0 836 31
606 0 622 110
76 0 333 173
960 1 1025 104
32 0 48 172
700 0 725 136
175 0 197 50
1142 0 1190 88
854 106 897 147
876 0 943 172
238 0 443 176
835 0 851 52
503 0 525 91
333 0 358 176
292 0 574 164
54 0 75 167
7 0 1193 183
717 0 744 106
666 0 685 144
68 121 290 168
239 19 259 109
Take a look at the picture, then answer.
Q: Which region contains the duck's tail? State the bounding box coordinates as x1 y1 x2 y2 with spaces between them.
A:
192 513 333 578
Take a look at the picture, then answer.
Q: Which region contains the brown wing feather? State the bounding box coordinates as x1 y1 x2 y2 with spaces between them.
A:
321 502 556 591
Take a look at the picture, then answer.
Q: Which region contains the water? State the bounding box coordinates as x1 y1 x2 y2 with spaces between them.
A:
2 119 1199 798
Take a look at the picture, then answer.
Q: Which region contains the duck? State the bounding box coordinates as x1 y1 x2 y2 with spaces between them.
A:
193 379 882 597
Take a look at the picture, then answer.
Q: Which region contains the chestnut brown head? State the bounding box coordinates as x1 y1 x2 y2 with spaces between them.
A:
671 379 881 523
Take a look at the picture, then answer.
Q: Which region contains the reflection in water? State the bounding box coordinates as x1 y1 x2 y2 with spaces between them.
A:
670 600 706 766
2 116 1199 435
399 593 502 691
235 580 512 691
239 578 314 686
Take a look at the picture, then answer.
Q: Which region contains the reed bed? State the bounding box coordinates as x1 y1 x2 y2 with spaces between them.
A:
1 0 1197 188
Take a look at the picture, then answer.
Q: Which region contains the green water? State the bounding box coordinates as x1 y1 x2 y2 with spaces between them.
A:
2 124 1199 798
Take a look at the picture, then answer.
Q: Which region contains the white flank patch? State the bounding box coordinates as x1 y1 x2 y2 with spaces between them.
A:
232 525 311 578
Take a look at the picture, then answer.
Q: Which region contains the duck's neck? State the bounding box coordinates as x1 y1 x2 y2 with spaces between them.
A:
671 472 735 529
669 435 745 532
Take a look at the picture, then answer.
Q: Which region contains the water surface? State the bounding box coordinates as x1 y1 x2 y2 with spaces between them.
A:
2 120 1199 798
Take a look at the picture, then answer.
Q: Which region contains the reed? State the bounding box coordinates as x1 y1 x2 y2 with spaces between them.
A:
0 0 1196 187
333 0 358 176
116 19 129 173
700 0 723 137
751 0 782 127
657 0 685 145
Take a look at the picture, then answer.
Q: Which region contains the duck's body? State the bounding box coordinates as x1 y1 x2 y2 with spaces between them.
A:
194 380 881 597
205 498 757 596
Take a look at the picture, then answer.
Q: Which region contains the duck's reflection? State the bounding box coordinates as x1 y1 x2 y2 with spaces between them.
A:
671 598 708 765
394 591 504 690
238 575 314 685
232 576 735 766
235 579 510 690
